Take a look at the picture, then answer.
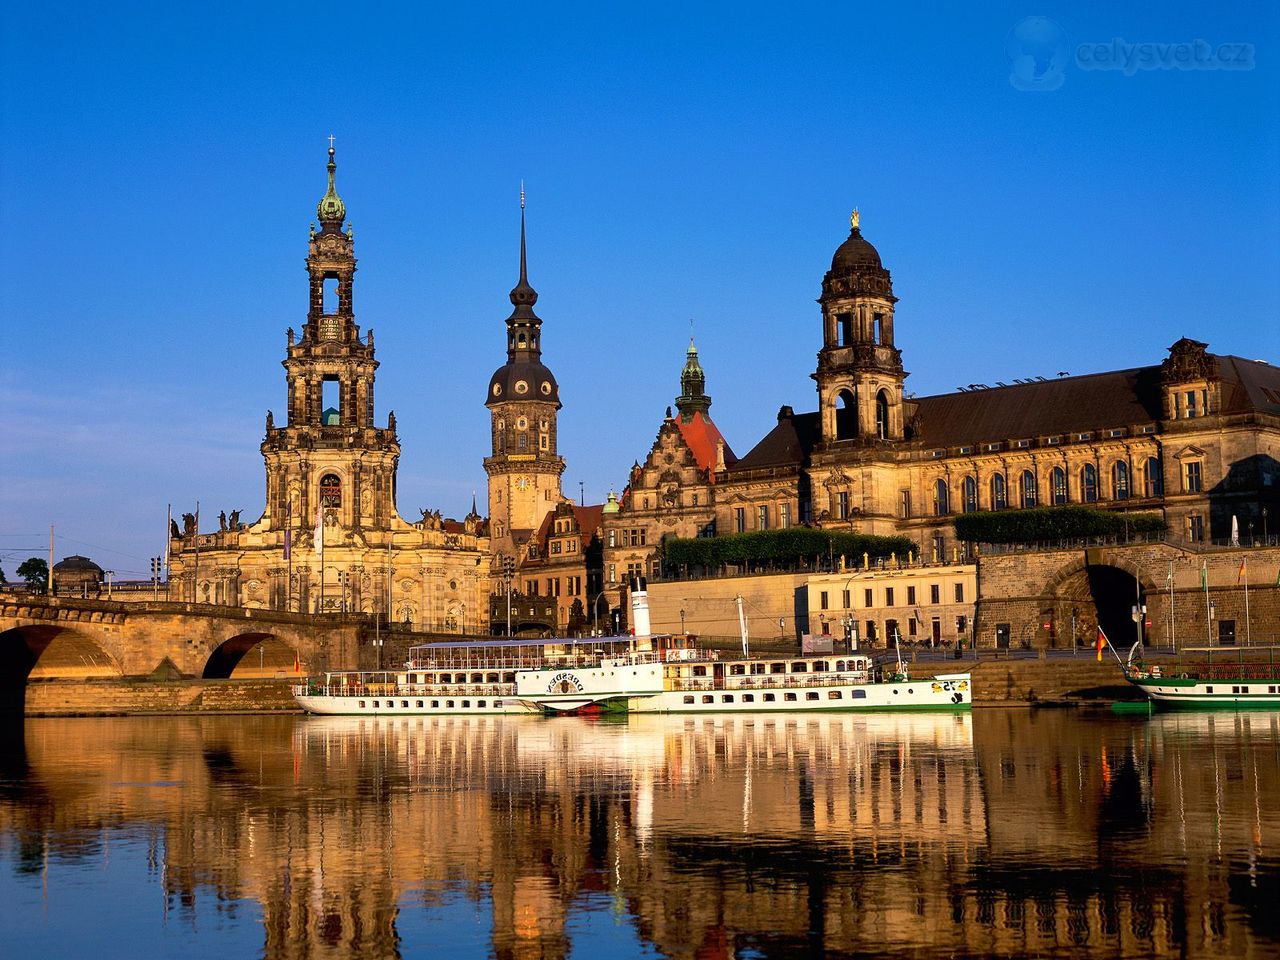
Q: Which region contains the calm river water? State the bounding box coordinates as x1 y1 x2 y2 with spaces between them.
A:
1 710 1277 959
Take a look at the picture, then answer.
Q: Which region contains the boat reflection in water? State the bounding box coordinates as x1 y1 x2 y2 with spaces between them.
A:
2 710 1278 958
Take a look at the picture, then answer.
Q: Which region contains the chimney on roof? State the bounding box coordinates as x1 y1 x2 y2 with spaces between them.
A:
777 405 794 422
715 438 726 471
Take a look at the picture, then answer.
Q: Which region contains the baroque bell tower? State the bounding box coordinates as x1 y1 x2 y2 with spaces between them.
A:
483 193 565 557
261 144 400 540
813 210 906 445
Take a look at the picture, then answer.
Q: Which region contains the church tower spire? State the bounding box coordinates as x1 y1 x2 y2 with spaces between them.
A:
675 338 712 421
484 191 566 557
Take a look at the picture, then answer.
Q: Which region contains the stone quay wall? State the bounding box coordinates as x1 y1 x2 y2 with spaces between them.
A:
24 678 300 716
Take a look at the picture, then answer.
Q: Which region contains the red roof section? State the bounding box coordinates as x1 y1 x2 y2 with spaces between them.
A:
675 411 736 478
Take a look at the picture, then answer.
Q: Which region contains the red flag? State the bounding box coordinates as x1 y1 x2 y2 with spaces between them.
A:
1237 559 1246 585
1096 626 1108 662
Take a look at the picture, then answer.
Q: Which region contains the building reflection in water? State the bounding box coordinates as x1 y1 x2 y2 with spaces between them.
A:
0 710 1277 959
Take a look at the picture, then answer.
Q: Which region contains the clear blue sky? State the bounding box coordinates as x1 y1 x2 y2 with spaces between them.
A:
2 2 1277 580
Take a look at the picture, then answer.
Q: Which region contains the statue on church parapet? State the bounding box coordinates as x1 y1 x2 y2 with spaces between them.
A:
182 513 197 536
266 411 274 431
170 518 182 540
388 410 396 434
418 507 442 530
219 511 228 532
229 509 241 530
287 327 295 346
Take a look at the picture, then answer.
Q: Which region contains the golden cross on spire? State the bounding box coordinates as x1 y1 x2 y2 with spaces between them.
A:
327 134 336 150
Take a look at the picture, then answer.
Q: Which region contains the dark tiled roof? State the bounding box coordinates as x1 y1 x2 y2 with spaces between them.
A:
1217 355 1280 415
729 410 821 471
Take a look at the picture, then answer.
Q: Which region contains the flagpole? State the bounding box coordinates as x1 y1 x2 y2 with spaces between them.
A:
1203 560 1211 647
194 501 201 603
1243 559 1251 646
165 503 172 596
1168 561 1175 654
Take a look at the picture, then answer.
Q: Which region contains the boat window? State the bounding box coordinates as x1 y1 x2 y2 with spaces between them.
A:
401 701 409 708
440 673 451 683
702 695 714 703
478 700 487 708
813 661 828 672
471 674 483 684
1232 686 1240 694
751 663 766 675
487 673 499 683
791 662 807 673
743 694 755 702
693 665 707 676
835 661 846 671
722 695 734 703
494 700 504 707
359 700 366 708
462 700 471 707
828 691 842 699
770 663 787 674
416 700 424 708
684 695 695 704
785 692 797 701
730 664 746 675
852 690 866 699
807 691 819 700
1206 686 1213 694
503 673 515 683
764 693 776 702
446 700 455 708
431 700 440 708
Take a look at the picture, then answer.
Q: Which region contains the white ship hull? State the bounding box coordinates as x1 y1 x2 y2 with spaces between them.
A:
294 690 541 716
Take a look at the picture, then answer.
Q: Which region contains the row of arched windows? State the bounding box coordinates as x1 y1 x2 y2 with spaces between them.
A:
932 458 1162 516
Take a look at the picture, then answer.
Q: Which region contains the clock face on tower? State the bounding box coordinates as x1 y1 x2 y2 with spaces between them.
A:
516 477 529 491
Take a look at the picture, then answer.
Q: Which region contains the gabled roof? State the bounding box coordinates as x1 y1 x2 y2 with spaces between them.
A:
675 411 736 477
531 503 604 549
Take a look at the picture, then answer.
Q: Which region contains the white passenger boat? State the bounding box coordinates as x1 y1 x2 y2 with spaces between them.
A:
292 637 640 716
512 632 971 715
1124 645 1280 709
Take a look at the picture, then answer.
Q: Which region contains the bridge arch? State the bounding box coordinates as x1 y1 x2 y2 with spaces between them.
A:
0 624 123 684
202 632 300 679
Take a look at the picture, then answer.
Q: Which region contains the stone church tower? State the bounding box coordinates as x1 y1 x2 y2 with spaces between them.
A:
167 146 490 633
484 197 566 559
262 144 400 538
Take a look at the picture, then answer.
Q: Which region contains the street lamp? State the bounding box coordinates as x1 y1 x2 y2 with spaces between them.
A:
589 590 608 636
502 555 516 637
679 608 686 635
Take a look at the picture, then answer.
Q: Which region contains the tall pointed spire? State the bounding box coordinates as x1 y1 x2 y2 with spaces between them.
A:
508 184 539 316
316 141 347 228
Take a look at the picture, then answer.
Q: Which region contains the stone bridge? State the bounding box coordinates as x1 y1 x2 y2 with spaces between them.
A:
0 596 467 692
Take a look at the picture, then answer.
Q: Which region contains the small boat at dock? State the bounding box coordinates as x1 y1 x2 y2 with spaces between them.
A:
1124 645 1280 709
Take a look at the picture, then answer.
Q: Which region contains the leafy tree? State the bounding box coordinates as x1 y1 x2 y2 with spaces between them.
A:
664 528 915 575
17 557 48 593
0 565 6 584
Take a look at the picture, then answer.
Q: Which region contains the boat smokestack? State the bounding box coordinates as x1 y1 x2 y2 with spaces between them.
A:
630 576 651 638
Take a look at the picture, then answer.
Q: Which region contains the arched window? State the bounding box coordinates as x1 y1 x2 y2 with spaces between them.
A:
962 475 978 513
1051 466 1068 505
991 473 1008 510
1113 461 1130 500
835 389 857 440
1081 463 1098 503
1021 470 1037 508
320 474 341 508
875 390 890 439
934 479 950 516
1144 457 1163 497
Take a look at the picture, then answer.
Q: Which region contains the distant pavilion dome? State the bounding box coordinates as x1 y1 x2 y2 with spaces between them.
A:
322 406 340 425
602 490 621 514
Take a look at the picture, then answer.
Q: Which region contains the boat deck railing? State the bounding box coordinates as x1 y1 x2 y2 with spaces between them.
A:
296 682 517 699
668 672 883 692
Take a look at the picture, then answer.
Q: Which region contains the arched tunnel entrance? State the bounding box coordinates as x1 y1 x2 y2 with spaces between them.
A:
202 633 300 679
1050 563 1147 650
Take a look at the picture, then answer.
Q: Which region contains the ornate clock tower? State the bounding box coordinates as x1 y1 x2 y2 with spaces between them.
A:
483 196 565 558
261 144 400 542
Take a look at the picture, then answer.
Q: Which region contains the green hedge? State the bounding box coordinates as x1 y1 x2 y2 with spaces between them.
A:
664 528 916 571
953 506 1166 544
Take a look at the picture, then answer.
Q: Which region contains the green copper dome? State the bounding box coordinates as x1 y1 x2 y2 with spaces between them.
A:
316 146 346 224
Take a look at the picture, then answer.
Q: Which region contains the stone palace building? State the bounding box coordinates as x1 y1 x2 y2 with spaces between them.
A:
167 147 490 631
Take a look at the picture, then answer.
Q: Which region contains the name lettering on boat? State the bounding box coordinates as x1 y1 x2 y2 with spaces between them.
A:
547 672 585 694
930 679 968 693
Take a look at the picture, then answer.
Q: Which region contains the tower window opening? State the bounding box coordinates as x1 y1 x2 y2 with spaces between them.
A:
835 389 857 440
837 312 853 346
322 376 341 425
323 276 339 314
875 390 890 439
873 312 884 343
518 333 527 348
320 474 341 508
